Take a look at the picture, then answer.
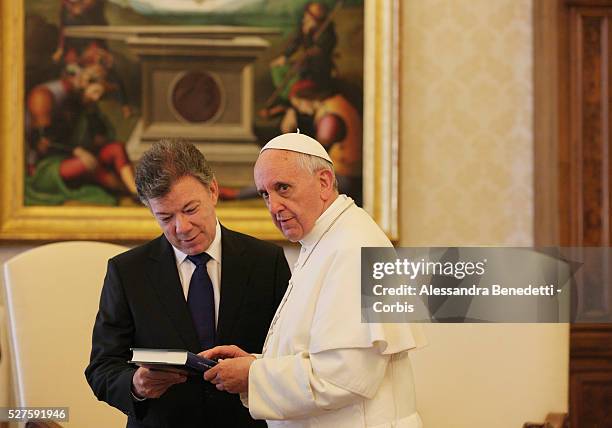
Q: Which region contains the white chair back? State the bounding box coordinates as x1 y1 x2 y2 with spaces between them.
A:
2 241 129 427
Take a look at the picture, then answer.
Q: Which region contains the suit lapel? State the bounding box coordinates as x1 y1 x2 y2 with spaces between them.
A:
146 235 201 352
217 226 249 343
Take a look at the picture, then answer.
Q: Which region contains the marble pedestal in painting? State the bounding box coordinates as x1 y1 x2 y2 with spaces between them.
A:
66 26 276 187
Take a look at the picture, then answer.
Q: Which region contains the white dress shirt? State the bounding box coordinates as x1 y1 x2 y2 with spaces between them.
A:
171 220 222 325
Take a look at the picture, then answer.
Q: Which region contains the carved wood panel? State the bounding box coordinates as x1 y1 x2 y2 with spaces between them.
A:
570 371 612 426
567 4 612 428
535 1 612 426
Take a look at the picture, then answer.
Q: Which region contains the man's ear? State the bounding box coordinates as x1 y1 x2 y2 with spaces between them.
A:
209 178 219 205
318 169 335 201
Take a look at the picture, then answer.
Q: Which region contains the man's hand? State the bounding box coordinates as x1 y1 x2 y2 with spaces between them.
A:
72 146 98 172
270 55 286 67
52 47 63 63
280 107 298 134
203 356 255 394
131 367 187 399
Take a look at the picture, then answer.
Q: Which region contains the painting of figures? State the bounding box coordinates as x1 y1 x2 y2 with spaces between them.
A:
23 0 365 207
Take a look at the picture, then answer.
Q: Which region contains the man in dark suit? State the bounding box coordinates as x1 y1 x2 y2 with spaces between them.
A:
85 139 291 428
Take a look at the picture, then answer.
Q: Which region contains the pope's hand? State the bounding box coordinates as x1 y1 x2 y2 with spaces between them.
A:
200 344 250 360
202 354 255 394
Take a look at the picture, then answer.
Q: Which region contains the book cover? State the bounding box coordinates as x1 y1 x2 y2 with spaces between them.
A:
129 348 217 376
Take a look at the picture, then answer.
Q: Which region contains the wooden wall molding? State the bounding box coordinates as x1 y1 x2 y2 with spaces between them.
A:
534 0 569 247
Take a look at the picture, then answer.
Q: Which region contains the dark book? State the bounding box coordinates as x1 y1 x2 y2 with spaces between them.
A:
129 348 217 375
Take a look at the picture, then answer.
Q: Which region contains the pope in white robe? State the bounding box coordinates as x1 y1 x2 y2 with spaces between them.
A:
203 133 424 428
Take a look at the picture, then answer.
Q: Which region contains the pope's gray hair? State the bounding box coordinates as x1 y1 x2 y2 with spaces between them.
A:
293 152 338 191
135 138 215 206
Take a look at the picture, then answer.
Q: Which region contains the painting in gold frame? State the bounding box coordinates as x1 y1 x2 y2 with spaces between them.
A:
0 0 399 241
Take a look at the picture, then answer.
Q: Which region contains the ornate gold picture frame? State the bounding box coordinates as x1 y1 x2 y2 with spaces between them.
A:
0 0 399 241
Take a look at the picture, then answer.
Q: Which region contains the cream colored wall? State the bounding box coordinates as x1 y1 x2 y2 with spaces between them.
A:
401 0 533 246
400 0 568 426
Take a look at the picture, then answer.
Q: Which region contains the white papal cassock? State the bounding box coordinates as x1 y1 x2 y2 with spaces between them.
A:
242 195 424 428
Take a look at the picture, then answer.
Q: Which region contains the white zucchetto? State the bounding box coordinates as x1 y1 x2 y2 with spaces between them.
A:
260 132 333 164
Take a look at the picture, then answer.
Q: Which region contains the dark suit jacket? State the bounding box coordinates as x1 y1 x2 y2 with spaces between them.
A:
85 226 291 428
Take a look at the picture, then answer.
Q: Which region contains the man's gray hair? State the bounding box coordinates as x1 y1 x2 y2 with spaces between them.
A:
293 151 338 191
135 138 214 206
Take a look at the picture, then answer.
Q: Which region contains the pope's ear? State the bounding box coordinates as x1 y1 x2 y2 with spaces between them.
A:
318 168 335 200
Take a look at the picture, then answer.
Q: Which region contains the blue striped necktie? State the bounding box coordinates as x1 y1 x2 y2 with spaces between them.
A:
187 253 216 350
